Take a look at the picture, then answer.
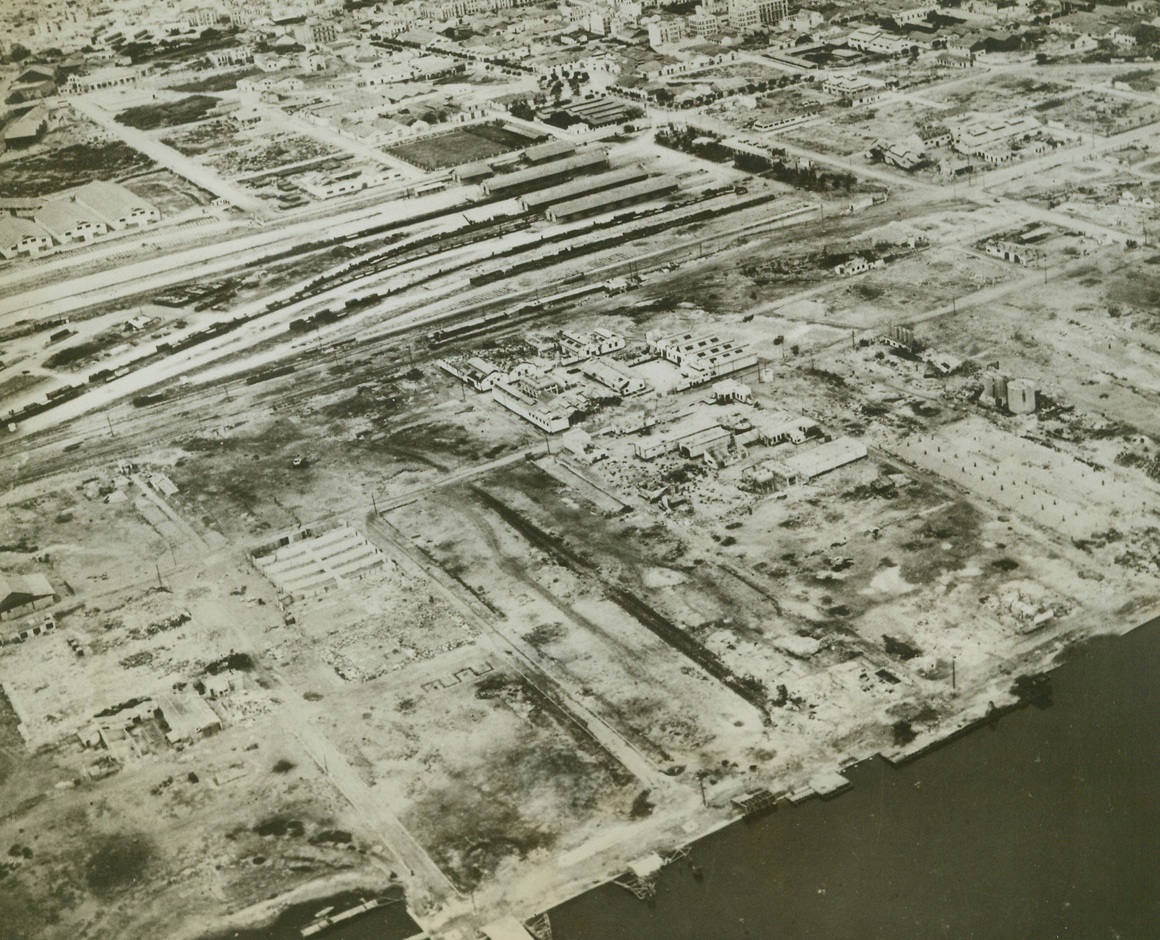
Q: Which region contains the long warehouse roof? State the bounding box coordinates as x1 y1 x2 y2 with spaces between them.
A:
548 176 677 219
483 150 607 194
520 165 650 210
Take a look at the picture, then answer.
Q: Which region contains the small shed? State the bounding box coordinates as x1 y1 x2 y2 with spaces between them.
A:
156 693 221 745
0 572 57 619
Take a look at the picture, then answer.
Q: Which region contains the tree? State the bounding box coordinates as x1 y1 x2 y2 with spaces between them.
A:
1134 22 1160 46
7 43 30 63
508 99 535 121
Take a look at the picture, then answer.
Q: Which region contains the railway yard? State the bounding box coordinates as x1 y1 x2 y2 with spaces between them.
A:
4 28 1160 940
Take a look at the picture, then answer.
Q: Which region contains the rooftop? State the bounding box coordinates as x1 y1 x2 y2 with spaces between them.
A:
73 180 157 222
548 176 677 218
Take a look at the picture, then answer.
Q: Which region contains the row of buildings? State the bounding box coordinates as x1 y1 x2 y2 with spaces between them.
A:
461 146 681 220
0 181 160 261
647 331 758 387
437 328 641 432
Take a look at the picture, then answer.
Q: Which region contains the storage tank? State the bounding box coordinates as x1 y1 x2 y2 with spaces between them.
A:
1007 377 1037 414
982 371 1008 407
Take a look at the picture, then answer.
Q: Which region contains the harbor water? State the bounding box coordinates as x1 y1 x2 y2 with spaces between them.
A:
549 619 1160 939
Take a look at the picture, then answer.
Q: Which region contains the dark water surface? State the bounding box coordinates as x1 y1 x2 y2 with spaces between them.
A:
550 620 1160 940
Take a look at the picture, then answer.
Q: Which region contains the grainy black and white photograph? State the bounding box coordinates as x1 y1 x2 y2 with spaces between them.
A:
1 1 1158 937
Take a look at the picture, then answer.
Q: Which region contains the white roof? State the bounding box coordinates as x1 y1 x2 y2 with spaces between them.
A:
779 436 867 479
74 180 157 221
628 853 666 878
34 198 107 236
0 216 48 246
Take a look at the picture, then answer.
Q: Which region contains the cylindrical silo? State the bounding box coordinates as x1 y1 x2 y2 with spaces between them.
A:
1007 377 1037 414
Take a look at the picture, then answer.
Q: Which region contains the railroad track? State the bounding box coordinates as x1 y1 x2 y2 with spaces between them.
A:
6 191 815 488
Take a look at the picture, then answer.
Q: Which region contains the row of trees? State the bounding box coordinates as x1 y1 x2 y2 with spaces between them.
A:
656 126 857 192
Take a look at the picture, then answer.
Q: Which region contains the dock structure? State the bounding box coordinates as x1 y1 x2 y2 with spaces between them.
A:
300 898 387 937
614 853 666 900
525 912 554 940
613 848 689 900
732 788 778 817
786 771 852 804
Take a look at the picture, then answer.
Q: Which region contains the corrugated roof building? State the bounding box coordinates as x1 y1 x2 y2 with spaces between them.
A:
0 572 57 618
522 139 576 163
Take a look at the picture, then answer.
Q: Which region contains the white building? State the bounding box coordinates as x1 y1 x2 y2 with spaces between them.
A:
952 115 1042 156
648 331 757 384
33 199 109 245
647 16 686 46
558 328 625 360
822 73 886 105
845 26 907 56
73 181 160 230
0 218 53 259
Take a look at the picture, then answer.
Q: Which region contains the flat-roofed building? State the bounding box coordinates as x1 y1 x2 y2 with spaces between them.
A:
647 17 685 47
491 379 571 433
155 692 222 746
952 115 1041 156
822 73 886 104
558 327 626 360
677 424 733 459
580 359 646 396
634 412 723 460
64 67 139 94
759 436 868 485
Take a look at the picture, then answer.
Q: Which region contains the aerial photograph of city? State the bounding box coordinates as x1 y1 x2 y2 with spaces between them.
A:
0 0 1158 937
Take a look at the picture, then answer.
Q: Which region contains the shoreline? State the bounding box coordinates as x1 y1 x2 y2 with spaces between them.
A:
205 611 1160 940
515 611 1160 935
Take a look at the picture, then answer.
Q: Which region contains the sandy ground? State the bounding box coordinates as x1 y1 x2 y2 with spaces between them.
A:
5 58 1160 940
